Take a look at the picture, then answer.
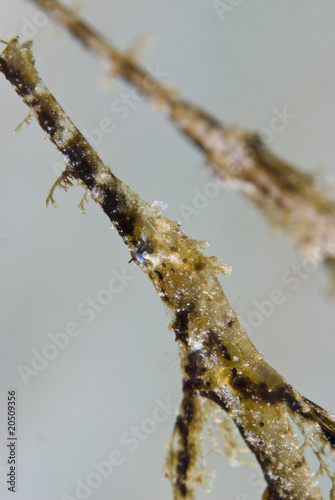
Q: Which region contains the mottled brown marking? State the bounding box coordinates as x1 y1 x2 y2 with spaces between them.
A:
194 261 205 271
203 329 231 360
172 303 195 344
154 269 163 280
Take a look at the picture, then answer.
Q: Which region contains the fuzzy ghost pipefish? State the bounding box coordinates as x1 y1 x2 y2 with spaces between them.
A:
28 0 335 279
2 38 335 500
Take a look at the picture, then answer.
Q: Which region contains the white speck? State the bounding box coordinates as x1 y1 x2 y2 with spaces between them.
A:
151 200 168 211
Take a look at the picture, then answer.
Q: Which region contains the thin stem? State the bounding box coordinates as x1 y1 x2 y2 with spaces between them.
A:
2 37 335 499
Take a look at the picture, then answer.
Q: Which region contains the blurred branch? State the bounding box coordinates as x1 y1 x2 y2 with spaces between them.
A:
28 0 335 282
2 36 335 499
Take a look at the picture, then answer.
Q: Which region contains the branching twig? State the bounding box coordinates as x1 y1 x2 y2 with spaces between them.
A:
28 0 335 278
2 37 335 500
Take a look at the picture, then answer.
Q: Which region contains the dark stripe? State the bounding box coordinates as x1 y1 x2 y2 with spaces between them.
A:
175 392 195 497
62 138 137 238
0 58 32 97
35 107 58 139
302 397 335 448
230 372 301 409
101 188 136 238
200 390 229 413
235 422 283 499
172 303 195 345
64 140 96 189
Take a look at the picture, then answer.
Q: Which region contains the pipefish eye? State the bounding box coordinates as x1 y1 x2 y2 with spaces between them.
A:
133 241 147 264
129 241 147 264
137 242 146 254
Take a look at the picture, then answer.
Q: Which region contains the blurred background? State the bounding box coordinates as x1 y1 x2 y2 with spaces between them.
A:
0 1 335 499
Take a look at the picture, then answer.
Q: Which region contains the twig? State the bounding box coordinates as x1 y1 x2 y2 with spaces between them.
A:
1 37 335 500
28 0 335 278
